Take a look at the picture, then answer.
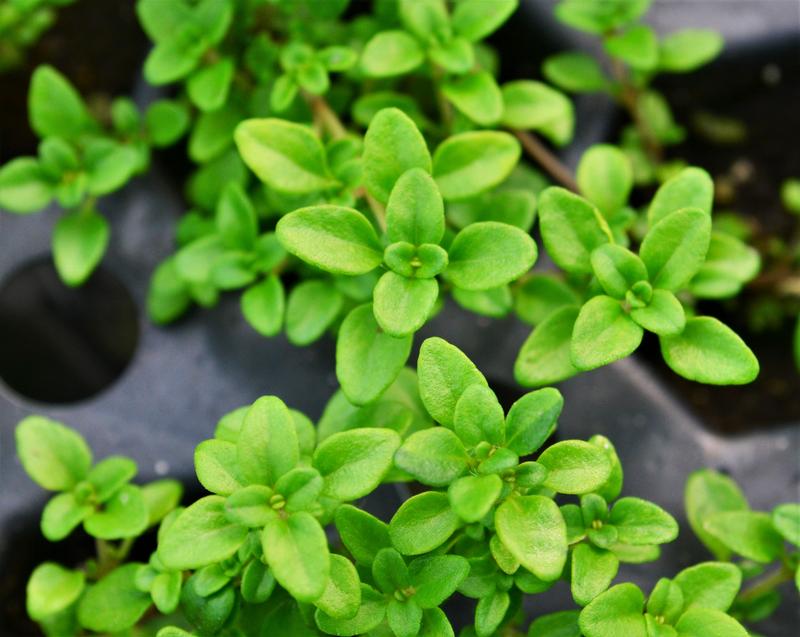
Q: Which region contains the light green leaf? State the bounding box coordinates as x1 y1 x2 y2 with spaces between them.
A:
336 304 413 405
447 221 536 290
505 387 563 455
388 598 422 637
314 428 401 501
29 65 93 139
27 563 85 621
235 118 334 193
146 99 190 147
660 317 759 385
159 496 247 570
0 157 53 213
389 492 460 556
579 583 647 637
528 610 581 637
216 182 257 249
630 289 685 336
604 25 658 70
640 208 711 290
77 564 151 632
448 474 502 523
514 305 581 387
315 584 386 635
542 52 608 93
451 0 517 41
373 273 438 337
187 57 234 111
500 80 574 145
225 485 275 527
386 167 445 246
395 427 469 487
442 71 503 126
417 337 487 427
674 562 741 612
476 589 510 637
433 131 521 201
194 439 244 495
703 511 785 563
53 210 109 287
538 440 612 495
41 492 92 541
647 167 713 227
363 108 431 204
238 395 299 486
240 559 275 604
571 295 643 370
590 244 647 300
16 416 91 491
453 383 505 446
772 503 800 546
538 187 612 274
514 274 580 326
659 29 723 73
571 543 619 606
335 505 392 567
674 607 747 637
361 30 424 78
495 495 567 581
286 279 343 346
263 512 330 602
609 497 678 545
241 275 285 337
316 553 361 619
685 469 749 560
577 145 633 215
84 484 148 539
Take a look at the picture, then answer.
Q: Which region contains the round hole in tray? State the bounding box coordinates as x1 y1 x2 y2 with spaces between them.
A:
0 257 139 403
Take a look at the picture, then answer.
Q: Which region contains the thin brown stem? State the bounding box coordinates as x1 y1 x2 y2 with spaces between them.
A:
737 565 794 604
512 129 579 192
307 94 347 141
610 57 663 163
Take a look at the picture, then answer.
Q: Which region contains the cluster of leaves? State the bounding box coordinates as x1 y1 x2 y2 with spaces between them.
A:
16 416 182 634
19 337 769 637
0 65 189 284
0 0 74 71
544 0 723 185
685 469 800 630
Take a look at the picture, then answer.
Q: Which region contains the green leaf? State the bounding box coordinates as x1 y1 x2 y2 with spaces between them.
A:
555 0 651 33
286 280 343 345
590 244 647 299
361 30 424 78
386 167 445 246
447 221 536 290
513 275 577 325
577 145 633 215
136 0 193 42
674 562 741 612
495 495 567 581
500 80 574 145
409 554 469 608
194 439 244 495
388 598 423 637
453 383 505 446
647 167 714 227
429 37 475 74
579 583 647 637
0 157 53 213
263 511 330 602
78 564 151 632
395 427 469 487
389 492 460 555
660 317 759 385
604 25 658 70
542 52 608 93
704 511 785 563
143 29 204 85
646 578 684 625
159 496 248 570
315 584 386 635
147 258 191 324
189 104 240 162
373 273 439 337
241 276 285 337
674 607 747 637
41 492 92 541
188 57 234 111
337 304 413 405
571 295 643 370
225 485 275 527
433 131 521 201
315 553 361 619
335 505 391 566
141 480 182 527
538 187 612 274
640 208 711 290
684 469 749 560
314 428 401 501
538 440 612 495
659 29 723 73
53 210 109 287
84 484 148 539
448 474 502 523
451 0 517 41
514 305 581 387
442 71 503 126
238 395 299 486
505 388 563 455
16 416 91 491
363 108 431 204
235 118 333 193
772 503 800 546
609 497 678 545
216 183 257 249
528 610 581 637
27 563 85 621
240 559 275 604
399 0 450 43
151 571 182 614
146 99 190 147
629 289 685 336
690 232 761 299
29 66 93 139
180 576 236 634
417 337 487 427
475 589 510 637
84 142 140 196
571 543 619 606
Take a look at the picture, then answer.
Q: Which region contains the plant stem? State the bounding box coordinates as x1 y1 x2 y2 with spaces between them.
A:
308 94 347 141
609 57 663 164
736 565 794 604
366 191 387 232
512 129 579 192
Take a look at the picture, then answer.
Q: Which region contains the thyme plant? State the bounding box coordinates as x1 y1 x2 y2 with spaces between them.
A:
18 337 793 637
